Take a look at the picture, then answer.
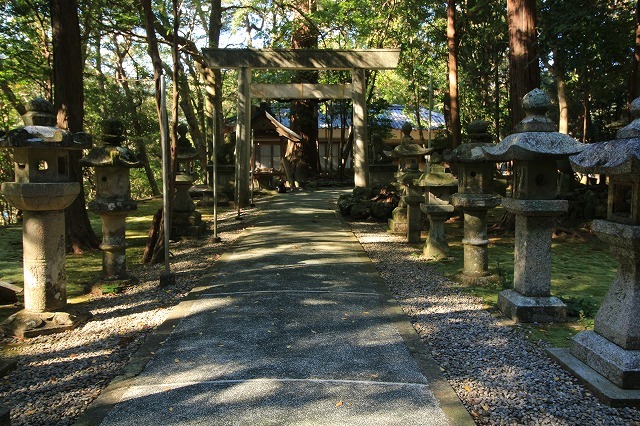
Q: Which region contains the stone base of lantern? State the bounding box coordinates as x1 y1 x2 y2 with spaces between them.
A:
387 206 407 235
422 204 454 260
2 308 91 339
405 195 424 243
549 344 640 407
497 289 566 323
172 210 206 239
87 276 138 295
457 272 502 287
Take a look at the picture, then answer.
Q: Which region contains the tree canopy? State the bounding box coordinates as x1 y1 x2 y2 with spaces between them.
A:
0 0 637 226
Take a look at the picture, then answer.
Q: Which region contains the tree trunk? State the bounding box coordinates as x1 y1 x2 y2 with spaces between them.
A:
113 37 161 196
629 1 640 117
177 74 208 170
0 80 27 116
447 0 462 148
493 51 502 143
51 0 100 254
542 53 568 134
582 91 590 143
290 0 319 177
203 0 225 184
140 0 175 264
507 0 540 128
557 73 569 134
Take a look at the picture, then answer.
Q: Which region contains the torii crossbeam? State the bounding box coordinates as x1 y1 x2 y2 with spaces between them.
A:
201 48 400 207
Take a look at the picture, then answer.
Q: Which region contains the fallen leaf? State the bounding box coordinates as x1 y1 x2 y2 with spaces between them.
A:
463 385 471 392
471 411 479 418
482 405 489 411
25 410 35 416
168 407 174 412
174 358 180 363
336 401 343 407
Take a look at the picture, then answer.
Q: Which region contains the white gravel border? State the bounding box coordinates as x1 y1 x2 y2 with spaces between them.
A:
348 220 640 425
0 208 256 426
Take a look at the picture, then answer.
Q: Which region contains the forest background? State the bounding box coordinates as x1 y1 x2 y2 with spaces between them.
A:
0 0 638 250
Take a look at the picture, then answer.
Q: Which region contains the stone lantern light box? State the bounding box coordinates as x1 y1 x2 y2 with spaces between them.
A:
386 123 428 238
549 98 640 404
445 120 501 284
80 118 142 291
483 89 585 323
1 98 92 338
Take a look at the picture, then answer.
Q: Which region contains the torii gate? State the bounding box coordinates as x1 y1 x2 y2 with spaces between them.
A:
201 48 400 207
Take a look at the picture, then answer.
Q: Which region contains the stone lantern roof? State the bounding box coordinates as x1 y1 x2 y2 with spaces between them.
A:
446 120 494 163
0 98 91 150
414 165 458 188
385 122 429 159
177 123 198 161
483 89 584 161
80 119 142 168
571 98 640 175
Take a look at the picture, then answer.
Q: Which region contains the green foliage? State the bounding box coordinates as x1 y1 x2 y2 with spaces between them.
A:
538 0 636 141
560 296 599 318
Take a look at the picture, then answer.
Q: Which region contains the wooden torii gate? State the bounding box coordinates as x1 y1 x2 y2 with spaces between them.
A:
201 48 400 207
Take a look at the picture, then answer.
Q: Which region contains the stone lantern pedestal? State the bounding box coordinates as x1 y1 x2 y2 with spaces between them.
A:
172 124 205 238
417 161 458 260
483 89 584 323
80 119 142 292
0 99 92 338
446 121 501 284
548 99 640 405
386 124 428 241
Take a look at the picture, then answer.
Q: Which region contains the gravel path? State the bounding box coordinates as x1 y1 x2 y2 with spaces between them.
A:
3 196 640 425
0 207 257 426
349 220 640 425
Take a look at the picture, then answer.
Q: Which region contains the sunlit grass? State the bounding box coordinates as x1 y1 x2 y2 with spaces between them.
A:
430 213 618 348
0 197 164 320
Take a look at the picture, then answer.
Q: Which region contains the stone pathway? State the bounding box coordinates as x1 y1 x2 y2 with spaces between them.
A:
77 189 471 425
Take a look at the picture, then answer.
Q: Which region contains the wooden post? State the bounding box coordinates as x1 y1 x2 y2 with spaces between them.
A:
236 67 251 207
352 68 369 188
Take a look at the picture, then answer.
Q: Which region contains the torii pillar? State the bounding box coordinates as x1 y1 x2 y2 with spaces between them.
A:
201 49 400 206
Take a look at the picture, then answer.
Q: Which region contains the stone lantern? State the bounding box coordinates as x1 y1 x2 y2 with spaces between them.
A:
550 97 640 402
416 150 458 260
386 123 428 242
0 98 92 337
80 119 142 291
445 120 501 284
172 123 205 238
483 89 584 323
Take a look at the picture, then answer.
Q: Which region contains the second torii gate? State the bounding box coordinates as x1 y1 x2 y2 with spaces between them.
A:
201 48 400 207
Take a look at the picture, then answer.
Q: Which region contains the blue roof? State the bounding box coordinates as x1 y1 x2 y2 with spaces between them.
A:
269 104 445 131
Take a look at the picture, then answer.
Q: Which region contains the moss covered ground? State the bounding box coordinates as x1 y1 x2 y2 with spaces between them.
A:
420 207 618 347
0 198 164 320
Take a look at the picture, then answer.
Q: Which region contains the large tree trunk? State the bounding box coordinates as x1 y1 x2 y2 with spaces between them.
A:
507 0 540 128
51 0 100 254
290 0 319 177
446 0 462 148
